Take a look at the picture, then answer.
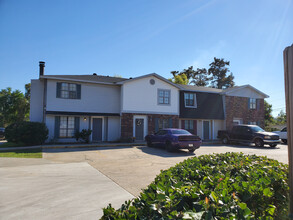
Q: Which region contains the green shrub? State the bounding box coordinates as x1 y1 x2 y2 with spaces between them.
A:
101 153 289 219
74 129 92 143
5 122 48 145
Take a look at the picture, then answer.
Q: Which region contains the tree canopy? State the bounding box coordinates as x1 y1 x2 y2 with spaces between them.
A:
169 57 235 89
0 85 30 127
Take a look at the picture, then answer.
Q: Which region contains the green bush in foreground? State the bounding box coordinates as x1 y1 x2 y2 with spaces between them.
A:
5 122 48 145
101 153 289 219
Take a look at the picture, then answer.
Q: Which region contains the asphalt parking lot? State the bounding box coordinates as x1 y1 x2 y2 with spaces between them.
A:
43 142 289 196
0 142 288 219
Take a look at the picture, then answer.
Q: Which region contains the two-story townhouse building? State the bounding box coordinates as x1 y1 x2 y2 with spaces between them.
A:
30 61 268 143
30 62 180 142
117 74 181 141
178 84 268 141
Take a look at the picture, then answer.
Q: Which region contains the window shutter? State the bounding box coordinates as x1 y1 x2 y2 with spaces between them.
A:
56 83 61 98
169 118 173 128
54 116 60 138
155 118 159 132
76 84 81 99
248 98 250 109
181 120 185 129
193 120 197 135
256 99 260 110
74 117 80 133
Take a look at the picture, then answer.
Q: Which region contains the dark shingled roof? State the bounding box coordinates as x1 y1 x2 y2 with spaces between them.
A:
180 91 225 120
41 75 128 84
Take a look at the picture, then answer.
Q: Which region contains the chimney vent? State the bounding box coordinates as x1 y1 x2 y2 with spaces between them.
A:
39 61 45 77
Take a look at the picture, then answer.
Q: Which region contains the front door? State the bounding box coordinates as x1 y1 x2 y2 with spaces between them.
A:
92 118 102 141
135 119 144 141
203 121 210 140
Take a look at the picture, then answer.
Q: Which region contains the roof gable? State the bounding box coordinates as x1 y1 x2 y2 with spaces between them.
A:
221 85 269 98
116 73 182 89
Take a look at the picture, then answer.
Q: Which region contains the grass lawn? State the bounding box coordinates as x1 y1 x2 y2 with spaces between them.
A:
0 148 42 158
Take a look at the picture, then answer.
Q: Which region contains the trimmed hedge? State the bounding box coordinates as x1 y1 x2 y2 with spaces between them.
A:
5 122 48 145
101 153 289 219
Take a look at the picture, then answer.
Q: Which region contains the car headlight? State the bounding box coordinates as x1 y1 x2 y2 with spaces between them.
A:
264 136 271 139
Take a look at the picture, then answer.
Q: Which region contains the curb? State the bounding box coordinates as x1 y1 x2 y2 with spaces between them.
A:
0 143 147 151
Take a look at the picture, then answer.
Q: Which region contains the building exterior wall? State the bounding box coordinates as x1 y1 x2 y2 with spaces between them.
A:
121 113 179 139
108 117 120 141
30 79 44 122
225 96 265 130
46 80 121 114
121 76 179 115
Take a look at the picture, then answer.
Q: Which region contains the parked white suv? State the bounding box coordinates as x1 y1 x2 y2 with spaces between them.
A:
274 127 287 144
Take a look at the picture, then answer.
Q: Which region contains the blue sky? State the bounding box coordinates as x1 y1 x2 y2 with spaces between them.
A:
0 0 292 116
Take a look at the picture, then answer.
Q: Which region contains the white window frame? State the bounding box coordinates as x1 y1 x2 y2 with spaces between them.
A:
158 89 171 105
60 82 78 99
59 116 75 138
158 118 169 130
184 93 197 108
250 98 256 109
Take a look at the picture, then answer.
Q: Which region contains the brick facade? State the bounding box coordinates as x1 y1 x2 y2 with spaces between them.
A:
225 96 265 130
121 113 179 138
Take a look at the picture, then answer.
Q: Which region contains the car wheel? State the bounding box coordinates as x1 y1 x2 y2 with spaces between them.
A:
270 144 277 148
254 138 264 147
146 139 153 147
165 141 173 152
222 136 229 144
282 139 287 144
189 149 195 153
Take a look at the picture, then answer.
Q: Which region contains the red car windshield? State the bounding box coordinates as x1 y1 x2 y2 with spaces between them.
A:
171 130 191 135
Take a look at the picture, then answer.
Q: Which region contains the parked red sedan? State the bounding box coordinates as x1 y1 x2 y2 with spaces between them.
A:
145 128 202 153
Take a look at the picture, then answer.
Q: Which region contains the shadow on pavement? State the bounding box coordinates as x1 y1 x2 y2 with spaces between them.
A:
135 146 195 158
202 142 281 150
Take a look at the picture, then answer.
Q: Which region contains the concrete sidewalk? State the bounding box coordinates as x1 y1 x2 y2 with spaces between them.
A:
0 162 134 220
0 141 220 151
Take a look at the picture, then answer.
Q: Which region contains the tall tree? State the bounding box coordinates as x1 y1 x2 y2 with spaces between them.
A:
264 100 274 127
208 57 235 89
25 83 31 101
169 73 189 85
190 68 209 87
0 87 29 127
275 110 286 125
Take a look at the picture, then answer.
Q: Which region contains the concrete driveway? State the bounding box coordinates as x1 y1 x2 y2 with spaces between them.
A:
43 143 289 196
0 158 133 220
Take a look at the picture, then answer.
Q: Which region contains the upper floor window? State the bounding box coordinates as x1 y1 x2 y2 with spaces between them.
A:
249 98 256 109
184 93 197 108
56 82 81 99
158 89 170 105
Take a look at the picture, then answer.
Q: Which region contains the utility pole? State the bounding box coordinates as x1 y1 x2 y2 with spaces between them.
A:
284 44 293 218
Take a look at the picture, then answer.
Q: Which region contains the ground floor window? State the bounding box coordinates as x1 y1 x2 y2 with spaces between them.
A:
158 118 169 130
60 116 75 137
184 120 194 133
248 121 257 125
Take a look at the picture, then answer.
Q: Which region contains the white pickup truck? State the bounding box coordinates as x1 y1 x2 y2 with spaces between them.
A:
274 127 287 144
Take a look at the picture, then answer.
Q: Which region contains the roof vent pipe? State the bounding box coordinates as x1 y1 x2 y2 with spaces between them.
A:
39 61 45 77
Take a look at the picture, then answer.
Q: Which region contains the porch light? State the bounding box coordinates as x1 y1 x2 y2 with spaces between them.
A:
83 117 87 121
